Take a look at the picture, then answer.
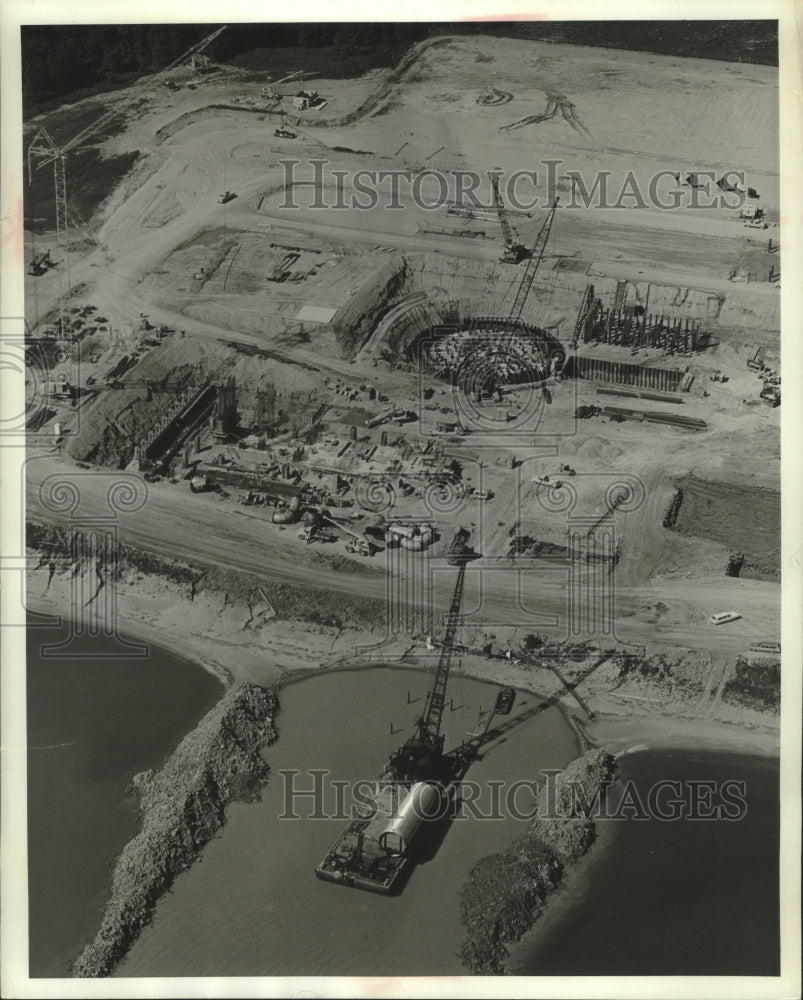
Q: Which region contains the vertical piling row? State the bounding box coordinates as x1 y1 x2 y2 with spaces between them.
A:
570 357 683 390
586 308 704 352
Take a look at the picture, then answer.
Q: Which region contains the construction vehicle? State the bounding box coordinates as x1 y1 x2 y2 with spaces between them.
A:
760 385 780 407
467 487 494 501
505 199 559 323
218 191 237 204
446 526 473 566
749 642 781 655
739 202 764 221
28 249 53 276
494 687 516 715
321 513 374 555
298 523 318 543
262 70 304 103
710 611 741 625
747 346 765 372
189 475 212 493
274 114 297 139
716 175 741 193
533 474 564 490
488 171 529 263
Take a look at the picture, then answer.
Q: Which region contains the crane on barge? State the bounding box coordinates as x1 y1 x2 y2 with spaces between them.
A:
315 529 486 893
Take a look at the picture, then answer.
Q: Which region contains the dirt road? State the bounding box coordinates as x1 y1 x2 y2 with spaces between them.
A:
25 454 780 655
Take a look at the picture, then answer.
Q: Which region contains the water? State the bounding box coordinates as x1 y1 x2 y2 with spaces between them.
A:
507 749 780 976
29 629 778 979
119 665 579 977
26 623 223 977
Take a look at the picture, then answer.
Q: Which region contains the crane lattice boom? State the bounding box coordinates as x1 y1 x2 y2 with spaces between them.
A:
508 199 558 322
26 26 228 338
151 26 228 82
418 560 467 746
488 171 516 248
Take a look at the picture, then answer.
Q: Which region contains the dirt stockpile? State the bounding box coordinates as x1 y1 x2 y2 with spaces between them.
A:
71 682 278 978
459 748 616 975
668 476 780 581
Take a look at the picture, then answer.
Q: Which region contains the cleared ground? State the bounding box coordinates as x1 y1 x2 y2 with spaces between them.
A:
23 34 781 655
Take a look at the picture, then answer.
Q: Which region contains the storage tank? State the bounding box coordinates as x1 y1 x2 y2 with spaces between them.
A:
388 523 418 540
378 782 443 855
401 529 433 551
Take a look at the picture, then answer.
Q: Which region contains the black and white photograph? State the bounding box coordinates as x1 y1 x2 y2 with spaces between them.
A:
1 3 800 997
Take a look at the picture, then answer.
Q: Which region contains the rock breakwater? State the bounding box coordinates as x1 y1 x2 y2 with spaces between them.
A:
71 682 278 978
459 748 616 974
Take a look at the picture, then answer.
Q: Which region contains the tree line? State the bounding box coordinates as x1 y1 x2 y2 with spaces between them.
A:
21 24 432 109
22 21 777 112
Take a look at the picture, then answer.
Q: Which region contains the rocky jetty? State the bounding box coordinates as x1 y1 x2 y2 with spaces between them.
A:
71 682 278 978
459 748 616 975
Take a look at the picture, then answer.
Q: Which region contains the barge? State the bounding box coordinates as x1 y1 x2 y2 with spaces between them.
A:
316 530 514 894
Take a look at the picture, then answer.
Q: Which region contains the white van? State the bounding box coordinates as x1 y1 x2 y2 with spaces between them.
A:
709 611 741 625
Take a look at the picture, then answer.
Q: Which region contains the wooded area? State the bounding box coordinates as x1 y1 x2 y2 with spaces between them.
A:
21 21 777 115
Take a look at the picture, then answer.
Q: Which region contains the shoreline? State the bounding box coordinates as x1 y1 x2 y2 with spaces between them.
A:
26 581 780 761
26 573 780 978
70 682 279 978
459 748 618 975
